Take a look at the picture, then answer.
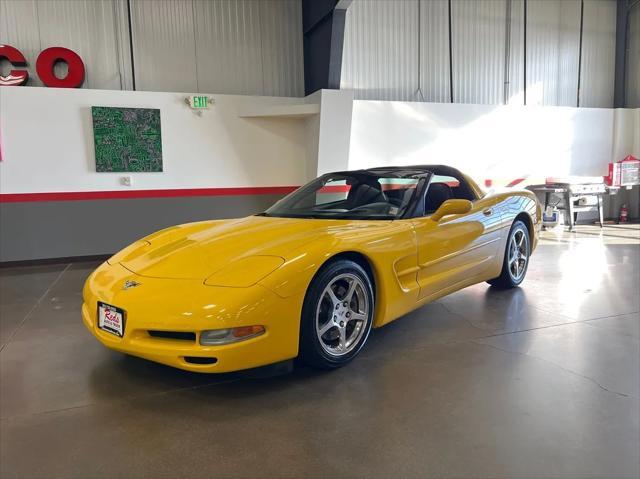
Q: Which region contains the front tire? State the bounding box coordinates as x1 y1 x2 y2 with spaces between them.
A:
488 220 531 289
299 259 374 369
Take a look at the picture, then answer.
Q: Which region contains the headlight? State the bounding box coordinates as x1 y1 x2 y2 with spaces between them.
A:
204 256 284 287
199 325 265 345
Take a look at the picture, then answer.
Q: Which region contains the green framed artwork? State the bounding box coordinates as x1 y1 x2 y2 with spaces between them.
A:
92 106 163 172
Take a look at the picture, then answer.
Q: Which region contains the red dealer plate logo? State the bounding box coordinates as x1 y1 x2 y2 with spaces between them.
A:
97 302 126 338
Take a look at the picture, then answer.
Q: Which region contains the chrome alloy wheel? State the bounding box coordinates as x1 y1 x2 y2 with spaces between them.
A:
508 225 530 283
315 273 370 356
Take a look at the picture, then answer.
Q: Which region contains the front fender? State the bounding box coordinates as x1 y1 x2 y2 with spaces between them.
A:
258 221 419 328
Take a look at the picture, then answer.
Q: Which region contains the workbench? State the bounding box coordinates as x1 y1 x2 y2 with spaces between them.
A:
527 183 605 231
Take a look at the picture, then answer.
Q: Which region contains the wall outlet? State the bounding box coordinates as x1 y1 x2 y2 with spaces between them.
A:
120 176 132 187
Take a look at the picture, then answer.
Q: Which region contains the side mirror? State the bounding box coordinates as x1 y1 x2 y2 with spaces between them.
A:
431 199 473 221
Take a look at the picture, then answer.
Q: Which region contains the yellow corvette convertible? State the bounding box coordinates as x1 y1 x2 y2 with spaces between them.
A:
83 165 540 372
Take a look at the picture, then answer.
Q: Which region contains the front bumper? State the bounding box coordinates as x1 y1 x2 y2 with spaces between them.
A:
82 262 302 373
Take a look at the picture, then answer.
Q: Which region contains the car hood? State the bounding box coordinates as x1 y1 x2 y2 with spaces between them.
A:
114 215 385 280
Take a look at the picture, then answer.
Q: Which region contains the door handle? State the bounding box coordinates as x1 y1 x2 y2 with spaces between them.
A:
483 208 493 216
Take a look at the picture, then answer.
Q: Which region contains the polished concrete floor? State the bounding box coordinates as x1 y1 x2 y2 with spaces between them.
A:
1 225 639 479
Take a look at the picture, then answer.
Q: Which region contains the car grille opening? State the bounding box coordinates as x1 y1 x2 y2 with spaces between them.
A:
184 356 218 365
148 330 196 341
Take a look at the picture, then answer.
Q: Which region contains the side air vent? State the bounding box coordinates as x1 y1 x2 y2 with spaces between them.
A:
184 356 218 365
148 330 196 341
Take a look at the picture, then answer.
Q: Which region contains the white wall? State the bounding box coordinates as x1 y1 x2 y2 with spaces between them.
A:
613 109 640 161
348 100 639 186
2 86 637 197
316 90 354 176
0 87 314 194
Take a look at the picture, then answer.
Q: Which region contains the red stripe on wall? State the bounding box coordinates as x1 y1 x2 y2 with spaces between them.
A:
506 178 526 188
318 185 351 193
0 186 300 203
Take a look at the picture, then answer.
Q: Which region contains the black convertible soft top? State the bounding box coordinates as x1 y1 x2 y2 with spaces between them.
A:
333 165 469 180
264 165 483 220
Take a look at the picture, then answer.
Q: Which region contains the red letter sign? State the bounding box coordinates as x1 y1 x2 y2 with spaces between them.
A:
0 45 28 86
36 47 85 88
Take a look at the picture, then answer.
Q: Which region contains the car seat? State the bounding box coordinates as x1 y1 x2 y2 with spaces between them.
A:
346 183 387 209
424 183 452 214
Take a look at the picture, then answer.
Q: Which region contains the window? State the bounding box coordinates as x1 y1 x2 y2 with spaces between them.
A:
315 179 351 205
263 173 419 220
424 174 476 214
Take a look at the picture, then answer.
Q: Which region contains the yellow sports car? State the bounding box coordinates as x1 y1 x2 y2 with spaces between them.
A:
83 165 540 372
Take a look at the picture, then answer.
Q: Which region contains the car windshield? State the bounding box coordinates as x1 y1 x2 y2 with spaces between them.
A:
261 173 421 220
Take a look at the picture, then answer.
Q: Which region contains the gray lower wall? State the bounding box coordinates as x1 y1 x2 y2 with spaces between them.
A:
0 194 285 263
2 188 638 263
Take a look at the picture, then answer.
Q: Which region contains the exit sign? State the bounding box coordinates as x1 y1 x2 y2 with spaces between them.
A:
187 96 212 109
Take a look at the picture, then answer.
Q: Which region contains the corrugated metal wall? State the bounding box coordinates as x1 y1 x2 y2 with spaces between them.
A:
526 0 581 107
420 0 451 103
580 0 616 107
193 0 263 96
340 0 420 101
0 0 304 96
451 0 506 105
257 0 304 97
628 3 640 108
1 0 630 104
340 0 452 103
341 0 618 107
130 0 198 93
507 0 525 104
0 0 125 90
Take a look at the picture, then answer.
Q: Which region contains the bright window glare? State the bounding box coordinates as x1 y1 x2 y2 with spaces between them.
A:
348 100 613 188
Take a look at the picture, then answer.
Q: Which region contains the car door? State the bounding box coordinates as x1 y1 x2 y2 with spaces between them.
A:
411 183 502 301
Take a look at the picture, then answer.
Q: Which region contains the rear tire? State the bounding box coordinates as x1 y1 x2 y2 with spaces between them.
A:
488 220 531 289
299 259 374 369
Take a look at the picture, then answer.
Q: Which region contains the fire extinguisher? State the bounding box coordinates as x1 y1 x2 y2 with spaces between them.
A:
619 204 628 223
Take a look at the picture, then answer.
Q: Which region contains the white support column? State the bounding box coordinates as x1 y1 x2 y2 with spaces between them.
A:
316 89 354 176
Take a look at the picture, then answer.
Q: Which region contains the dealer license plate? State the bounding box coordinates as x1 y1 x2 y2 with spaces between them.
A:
97 302 125 337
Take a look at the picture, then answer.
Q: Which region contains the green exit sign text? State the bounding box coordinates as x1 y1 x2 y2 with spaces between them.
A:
188 96 212 109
